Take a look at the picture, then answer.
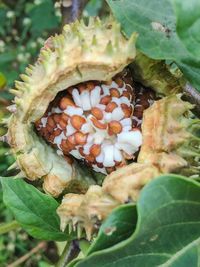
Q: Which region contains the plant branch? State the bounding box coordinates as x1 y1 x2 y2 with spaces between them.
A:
0 220 20 235
7 241 46 267
61 0 89 26
56 240 80 267
184 83 200 115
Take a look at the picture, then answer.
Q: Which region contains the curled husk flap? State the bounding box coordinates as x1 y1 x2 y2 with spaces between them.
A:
6 18 137 197
138 94 200 175
58 94 200 239
130 52 184 96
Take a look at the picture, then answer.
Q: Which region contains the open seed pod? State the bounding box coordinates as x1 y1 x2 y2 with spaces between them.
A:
4 18 200 240
6 18 137 197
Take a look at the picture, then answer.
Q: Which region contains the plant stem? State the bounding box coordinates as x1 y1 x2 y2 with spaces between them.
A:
184 83 200 115
61 0 89 25
0 220 20 234
7 241 46 267
56 240 80 267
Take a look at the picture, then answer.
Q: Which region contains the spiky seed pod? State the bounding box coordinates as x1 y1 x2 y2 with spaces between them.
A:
6 18 137 197
138 94 200 174
4 17 198 240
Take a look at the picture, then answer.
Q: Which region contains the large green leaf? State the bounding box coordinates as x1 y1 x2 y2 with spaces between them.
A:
173 0 200 58
72 175 200 267
107 0 200 92
88 203 137 255
1 177 73 241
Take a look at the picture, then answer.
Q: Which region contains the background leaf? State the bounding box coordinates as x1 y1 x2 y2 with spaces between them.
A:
27 0 59 37
107 0 200 92
72 175 200 267
173 0 200 58
1 177 73 241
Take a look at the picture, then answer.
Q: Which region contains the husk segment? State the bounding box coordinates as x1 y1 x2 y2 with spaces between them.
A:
138 94 200 175
6 18 137 197
130 52 184 96
58 95 200 239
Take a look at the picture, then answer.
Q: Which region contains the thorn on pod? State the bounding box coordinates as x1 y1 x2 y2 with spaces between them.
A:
7 104 17 113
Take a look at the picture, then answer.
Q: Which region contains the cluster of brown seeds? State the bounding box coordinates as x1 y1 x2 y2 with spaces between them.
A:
35 69 155 174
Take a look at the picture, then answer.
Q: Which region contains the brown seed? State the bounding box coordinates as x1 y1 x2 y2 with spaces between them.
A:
125 84 134 94
66 139 75 151
108 128 114 136
123 77 133 86
48 134 55 143
64 155 74 164
108 121 122 134
110 88 120 98
47 116 55 128
133 105 143 119
116 161 126 169
35 119 41 129
91 117 107 130
85 154 95 163
68 134 76 145
53 114 61 124
97 162 103 168
142 100 150 109
74 132 87 145
100 95 111 105
122 91 132 100
115 77 124 88
91 107 103 120
61 113 69 122
122 151 133 160
78 83 86 93
70 115 86 130
132 127 140 132
86 81 95 91
59 97 75 110
54 128 62 136
67 87 74 95
46 124 53 133
104 80 112 85
106 167 116 174
58 119 67 130
44 132 50 140
105 102 117 112
90 144 101 157
79 147 85 157
61 140 72 153
40 128 48 137
115 161 122 166
121 104 133 118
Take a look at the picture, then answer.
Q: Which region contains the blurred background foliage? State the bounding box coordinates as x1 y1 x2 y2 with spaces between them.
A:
0 0 107 265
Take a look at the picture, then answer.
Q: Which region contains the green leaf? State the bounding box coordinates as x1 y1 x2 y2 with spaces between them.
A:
87 204 137 255
1 177 73 241
107 0 186 60
173 0 200 58
0 72 6 89
107 0 200 92
84 0 103 17
28 0 60 37
73 175 200 267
